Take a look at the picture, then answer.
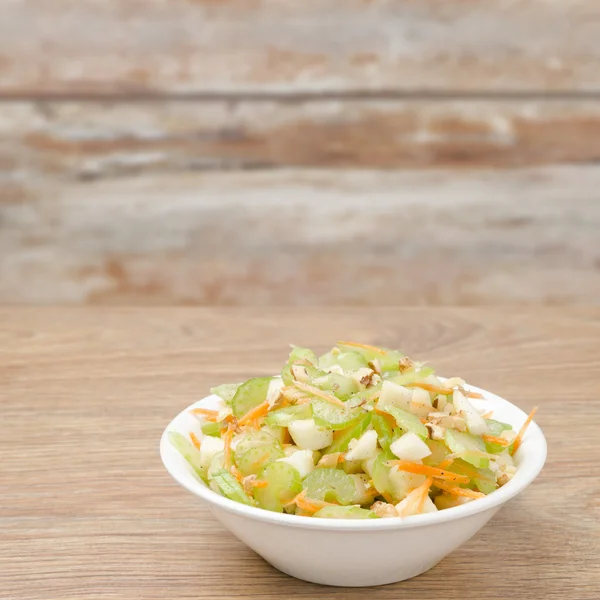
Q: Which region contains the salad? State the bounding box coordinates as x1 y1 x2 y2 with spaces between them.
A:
169 342 537 519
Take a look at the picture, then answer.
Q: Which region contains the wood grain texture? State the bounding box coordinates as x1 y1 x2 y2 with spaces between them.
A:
1 1 600 95
1 166 600 305
1 307 599 599
5 100 600 173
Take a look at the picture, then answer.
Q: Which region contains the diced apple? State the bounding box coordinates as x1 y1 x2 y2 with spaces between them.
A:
345 430 378 461
277 449 315 478
288 418 333 450
378 381 412 411
390 432 432 462
453 390 489 435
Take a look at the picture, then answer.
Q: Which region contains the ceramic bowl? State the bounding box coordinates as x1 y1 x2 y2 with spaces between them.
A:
160 383 546 587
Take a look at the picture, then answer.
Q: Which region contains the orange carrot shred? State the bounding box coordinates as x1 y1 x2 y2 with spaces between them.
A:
251 480 269 489
388 460 470 484
292 381 346 408
465 390 484 399
511 406 538 456
189 432 201 450
437 457 455 470
230 465 243 482
482 435 510 447
415 477 433 512
190 408 220 422
481 411 494 419
381 491 395 504
337 341 387 355
238 400 270 426
405 382 453 395
433 479 485 499
223 425 234 469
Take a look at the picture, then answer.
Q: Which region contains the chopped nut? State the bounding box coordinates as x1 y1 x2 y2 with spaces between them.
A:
371 501 399 518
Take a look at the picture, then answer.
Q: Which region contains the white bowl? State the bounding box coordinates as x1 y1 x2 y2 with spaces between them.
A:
160 383 546 587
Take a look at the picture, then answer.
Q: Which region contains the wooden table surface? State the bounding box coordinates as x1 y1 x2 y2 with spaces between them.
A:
2 307 599 599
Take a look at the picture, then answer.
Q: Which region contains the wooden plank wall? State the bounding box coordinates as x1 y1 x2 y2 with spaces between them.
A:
1 1 600 305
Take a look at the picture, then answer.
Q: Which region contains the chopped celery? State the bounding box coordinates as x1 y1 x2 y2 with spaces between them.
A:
168 431 205 480
335 351 370 371
235 431 281 455
211 470 255 506
370 449 396 498
448 459 498 495
201 421 222 437
313 506 378 519
235 444 285 477
379 405 428 439
311 399 362 430
254 462 302 513
210 383 240 403
337 344 405 373
288 346 318 366
312 372 359 400
388 367 435 386
445 429 490 469
423 439 450 466
326 413 372 453
486 418 513 436
371 412 395 451
265 404 311 427
302 468 356 505
231 376 272 418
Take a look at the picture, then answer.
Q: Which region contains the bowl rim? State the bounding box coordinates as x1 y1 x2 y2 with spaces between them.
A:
160 381 547 531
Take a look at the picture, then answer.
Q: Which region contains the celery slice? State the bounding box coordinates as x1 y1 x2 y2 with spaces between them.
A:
388 367 435 386
235 445 285 477
168 431 205 480
313 506 378 519
211 469 255 506
337 344 405 372
254 462 302 513
265 404 311 427
326 413 372 453
200 421 222 437
371 449 396 498
234 431 281 455
210 383 240 403
371 412 395 451
231 377 272 418
312 372 359 400
448 459 498 495
311 399 362 431
302 468 356 505
485 418 513 436
445 429 490 469
379 405 428 439
288 346 318 366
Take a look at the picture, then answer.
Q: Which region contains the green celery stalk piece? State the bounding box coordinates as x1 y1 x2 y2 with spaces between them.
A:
387 367 435 386
370 449 396 497
371 412 395 451
210 469 255 506
254 462 302 513
302 468 356 505
168 431 205 480
312 372 359 400
265 404 311 427
326 413 372 453
311 399 363 431
210 383 240 403
379 405 428 439
313 506 378 519
201 421 222 437
445 429 490 469
234 445 285 477
231 376 272 418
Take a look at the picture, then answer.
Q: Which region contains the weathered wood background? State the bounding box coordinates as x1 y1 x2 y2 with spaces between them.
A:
1 1 600 305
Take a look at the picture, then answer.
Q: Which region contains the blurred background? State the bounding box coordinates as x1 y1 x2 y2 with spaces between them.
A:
1 1 599 306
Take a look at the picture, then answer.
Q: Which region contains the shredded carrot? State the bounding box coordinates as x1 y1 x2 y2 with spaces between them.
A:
190 408 220 422
482 435 510 447
230 465 243 482
223 425 234 469
387 460 470 484
419 417 427 424
511 406 538 456
249 451 271 470
238 400 270 426
433 479 485 499
415 477 433 512
481 411 494 419
373 406 399 429
406 382 453 395
189 431 201 450
465 390 484 399
291 358 316 368
287 491 334 514
437 457 455 470
251 480 269 489
337 341 387 355
292 381 346 408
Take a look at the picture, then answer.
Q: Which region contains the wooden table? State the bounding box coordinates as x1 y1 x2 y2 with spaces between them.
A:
2 308 598 599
